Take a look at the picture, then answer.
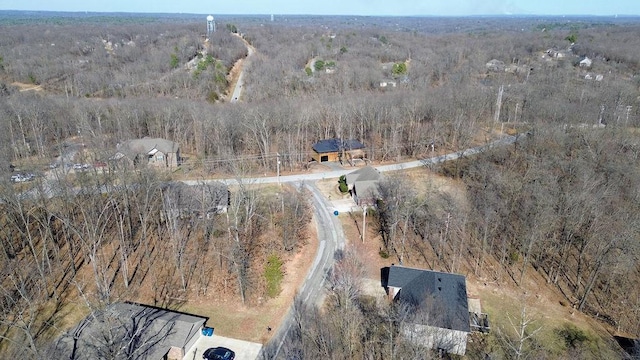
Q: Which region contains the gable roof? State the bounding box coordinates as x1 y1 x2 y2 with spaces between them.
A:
580 57 592 65
54 302 207 360
346 165 381 184
312 138 365 154
388 265 470 332
346 166 382 202
117 137 179 159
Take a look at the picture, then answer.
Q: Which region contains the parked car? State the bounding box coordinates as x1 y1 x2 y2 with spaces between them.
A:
10 173 35 183
203 347 235 360
73 163 90 170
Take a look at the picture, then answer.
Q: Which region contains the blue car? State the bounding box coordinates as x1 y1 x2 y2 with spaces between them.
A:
203 347 235 360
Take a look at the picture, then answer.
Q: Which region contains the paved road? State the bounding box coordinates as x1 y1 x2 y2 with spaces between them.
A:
182 134 520 187
264 182 346 358
230 35 255 103
255 133 524 358
18 133 522 360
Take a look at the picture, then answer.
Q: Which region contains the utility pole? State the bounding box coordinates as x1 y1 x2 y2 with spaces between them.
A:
599 104 605 126
626 105 632 126
362 205 367 243
494 85 504 123
276 152 281 185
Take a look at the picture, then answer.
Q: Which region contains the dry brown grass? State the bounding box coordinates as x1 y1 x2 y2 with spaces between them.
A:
180 218 318 343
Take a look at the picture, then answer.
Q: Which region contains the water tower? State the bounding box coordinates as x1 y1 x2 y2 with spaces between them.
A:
206 15 216 38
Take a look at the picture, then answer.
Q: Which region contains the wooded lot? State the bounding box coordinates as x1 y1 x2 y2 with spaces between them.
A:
1 12 640 359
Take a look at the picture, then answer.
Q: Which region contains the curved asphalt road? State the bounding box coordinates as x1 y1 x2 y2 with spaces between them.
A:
21 133 522 359
247 133 523 358
264 182 346 358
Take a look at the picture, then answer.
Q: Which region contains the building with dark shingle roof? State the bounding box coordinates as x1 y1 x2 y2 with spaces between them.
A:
311 138 365 162
387 265 470 355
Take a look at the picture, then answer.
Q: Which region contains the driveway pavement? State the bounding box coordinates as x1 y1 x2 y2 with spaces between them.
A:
184 333 262 360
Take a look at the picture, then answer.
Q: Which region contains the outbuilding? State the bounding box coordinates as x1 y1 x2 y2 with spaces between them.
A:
311 138 366 163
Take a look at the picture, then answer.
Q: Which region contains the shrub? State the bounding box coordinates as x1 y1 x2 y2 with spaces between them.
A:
392 62 407 76
557 324 590 348
27 73 37 84
565 33 577 44
170 53 179 69
206 91 219 103
264 254 284 298
508 251 520 264
226 23 238 33
338 175 348 193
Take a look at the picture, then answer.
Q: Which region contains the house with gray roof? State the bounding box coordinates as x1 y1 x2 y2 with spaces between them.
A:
311 138 365 163
386 265 470 355
346 165 382 206
52 302 207 360
114 137 180 169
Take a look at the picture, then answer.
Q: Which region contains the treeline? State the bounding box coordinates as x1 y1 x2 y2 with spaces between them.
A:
1 14 640 358
0 171 311 357
2 18 639 176
461 127 640 335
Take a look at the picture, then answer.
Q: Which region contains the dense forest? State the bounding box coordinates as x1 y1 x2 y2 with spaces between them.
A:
1 11 640 359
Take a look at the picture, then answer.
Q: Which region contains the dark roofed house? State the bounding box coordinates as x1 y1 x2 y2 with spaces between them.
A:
386 265 470 355
346 165 382 206
53 302 207 360
114 137 180 169
163 181 230 219
312 138 365 163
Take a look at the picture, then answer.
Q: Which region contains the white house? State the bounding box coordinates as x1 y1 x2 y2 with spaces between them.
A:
580 57 593 68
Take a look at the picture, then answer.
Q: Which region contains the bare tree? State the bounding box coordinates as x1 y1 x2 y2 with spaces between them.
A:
498 304 543 360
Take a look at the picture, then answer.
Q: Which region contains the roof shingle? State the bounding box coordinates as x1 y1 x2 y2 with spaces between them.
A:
388 265 470 332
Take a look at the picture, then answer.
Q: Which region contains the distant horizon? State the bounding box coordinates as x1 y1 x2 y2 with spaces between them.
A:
2 0 640 17
2 9 639 18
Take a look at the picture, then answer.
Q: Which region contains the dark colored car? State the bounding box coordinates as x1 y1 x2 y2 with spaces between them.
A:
203 347 235 360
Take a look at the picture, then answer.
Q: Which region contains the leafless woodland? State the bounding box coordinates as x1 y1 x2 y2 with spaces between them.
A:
1 12 640 359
